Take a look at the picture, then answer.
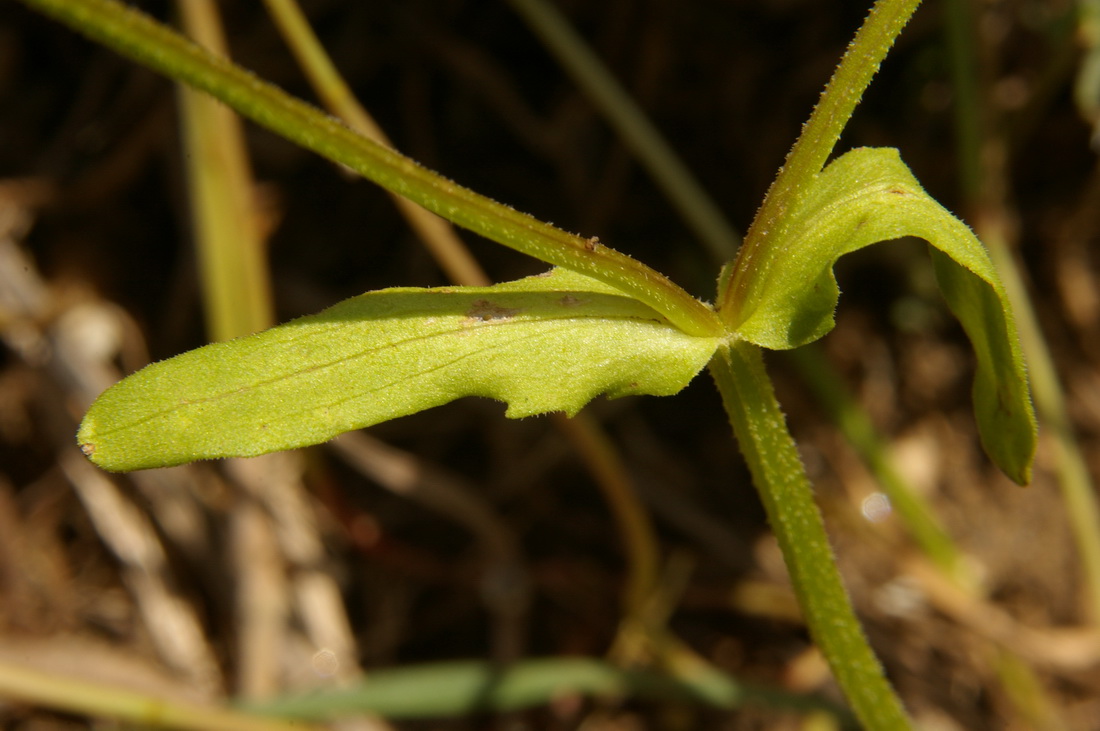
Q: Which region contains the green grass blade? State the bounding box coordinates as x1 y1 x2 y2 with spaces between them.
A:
785 346 974 585
242 657 849 721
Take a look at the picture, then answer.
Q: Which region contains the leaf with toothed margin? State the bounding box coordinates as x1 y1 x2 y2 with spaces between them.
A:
727 147 1036 484
78 268 721 472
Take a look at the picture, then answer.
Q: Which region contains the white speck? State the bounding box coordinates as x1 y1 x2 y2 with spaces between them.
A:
861 492 892 523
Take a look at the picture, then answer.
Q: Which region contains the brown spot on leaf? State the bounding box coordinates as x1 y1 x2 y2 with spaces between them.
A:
467 299 521 321
80 442 95 457
558 295 583 307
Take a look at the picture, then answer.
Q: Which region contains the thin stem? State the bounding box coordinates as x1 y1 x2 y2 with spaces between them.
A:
243 657 846 719
709 342 910 729
785 346 974 588
261 0 489 288
176 0 274 341
985 219 1100 623
506 0 740 262
20 0 720 338
557 415 660 635
719 0 922 323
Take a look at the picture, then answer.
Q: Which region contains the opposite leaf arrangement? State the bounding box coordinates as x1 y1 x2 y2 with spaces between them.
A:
27 0 1037 727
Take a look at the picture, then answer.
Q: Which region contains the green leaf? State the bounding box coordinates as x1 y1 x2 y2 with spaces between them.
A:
78 268 720 472
728 146 1036 484
239 657 846 720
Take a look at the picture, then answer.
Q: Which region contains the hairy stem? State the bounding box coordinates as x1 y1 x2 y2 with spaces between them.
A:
709 342 910 729
176 0 274 342
720 0 922 323
20 0 720 337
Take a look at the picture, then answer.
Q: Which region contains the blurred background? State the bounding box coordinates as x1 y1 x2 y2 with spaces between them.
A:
0 0 1098 728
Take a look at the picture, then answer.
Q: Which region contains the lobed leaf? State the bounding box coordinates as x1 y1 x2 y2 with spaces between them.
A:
728 146 1036 484
78 269 720 472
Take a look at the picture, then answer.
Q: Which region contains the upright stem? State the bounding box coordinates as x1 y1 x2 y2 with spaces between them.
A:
176 0 274 342
709 342 910 729
719 0 922 324
506 0 741 262
261 0 490 288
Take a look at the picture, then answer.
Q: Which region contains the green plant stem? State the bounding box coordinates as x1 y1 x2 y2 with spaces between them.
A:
1077 0 1100 141
19 0 720 338
720 0 922 324
785 346 974 588
984 219 1100 622
242 657 846 720
177 0 273 341
709 342 910 729
991 648 1067 731
261 0 489 288
506 0 740 262
557 415 660 637
941 0 982 198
